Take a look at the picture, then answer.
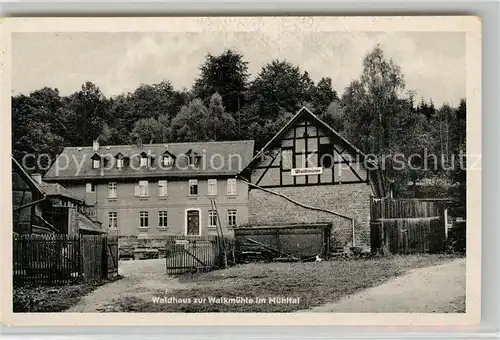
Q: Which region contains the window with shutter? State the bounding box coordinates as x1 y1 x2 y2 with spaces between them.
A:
158 180 168 197
207 179 217 195
138 180 148 197
226 178 237 195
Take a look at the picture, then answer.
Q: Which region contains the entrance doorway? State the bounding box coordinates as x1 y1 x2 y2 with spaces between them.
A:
186 209 201 236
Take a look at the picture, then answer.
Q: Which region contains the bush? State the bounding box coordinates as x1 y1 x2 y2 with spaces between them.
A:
445 221 466 254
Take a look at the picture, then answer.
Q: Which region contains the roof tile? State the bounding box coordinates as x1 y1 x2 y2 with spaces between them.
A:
44 140 255 181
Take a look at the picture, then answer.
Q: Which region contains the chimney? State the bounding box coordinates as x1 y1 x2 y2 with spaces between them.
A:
31 173 42 184
136 137 143 148
92 140 99 151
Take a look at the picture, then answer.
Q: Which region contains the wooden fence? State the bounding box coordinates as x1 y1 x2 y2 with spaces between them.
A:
234 223 331 262
164 235 234 275
370 198 446 254
13 234 118 286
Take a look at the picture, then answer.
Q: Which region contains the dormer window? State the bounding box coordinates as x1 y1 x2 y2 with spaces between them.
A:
140 152 148 167
161 150 175 168
91 153 101 169
186 149 201 167
163 156 173 167
115 153 124 169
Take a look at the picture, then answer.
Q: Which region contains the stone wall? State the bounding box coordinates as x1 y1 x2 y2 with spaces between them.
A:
248 183 372 249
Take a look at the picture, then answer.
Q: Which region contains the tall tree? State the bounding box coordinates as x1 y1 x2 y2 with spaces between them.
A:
11 88 65 171
416 98 437 121
170 98 212 142
341 45 406 155
247 60 314 120
310 77 339 115
319 100 344 132
65 82 108 146
192 49 249 114
206 93 237 141
127 81 180 121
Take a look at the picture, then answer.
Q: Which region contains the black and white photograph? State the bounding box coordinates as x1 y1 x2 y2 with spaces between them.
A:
2 16 481 325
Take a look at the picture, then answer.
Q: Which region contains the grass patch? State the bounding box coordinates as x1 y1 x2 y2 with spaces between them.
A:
115 254 459 312
434 295 466 313
13 275 122 312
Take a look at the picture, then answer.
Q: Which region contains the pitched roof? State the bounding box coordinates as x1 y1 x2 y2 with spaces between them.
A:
244 107 368 169
38 182 84 202
11 157 45 197
44 140 255 181
238 107 386 197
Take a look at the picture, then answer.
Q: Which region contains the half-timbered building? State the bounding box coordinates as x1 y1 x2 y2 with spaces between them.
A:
239 107 385 250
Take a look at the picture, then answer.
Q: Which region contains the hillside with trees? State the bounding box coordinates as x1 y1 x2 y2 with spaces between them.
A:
11 46 466 208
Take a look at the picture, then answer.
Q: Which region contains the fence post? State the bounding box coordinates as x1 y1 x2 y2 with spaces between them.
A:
77 235 82 281
102 236 108 280
444 207 449 240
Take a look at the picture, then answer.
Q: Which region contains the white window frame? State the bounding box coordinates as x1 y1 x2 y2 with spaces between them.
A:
163 155 173 167
85 183 95 193
108 212 118 229
185 208 201 236
207 179 217 196
208 210 217 228
188 179 198 196
139 180 149 197
226 178 237 196
158 211 168 228
139 211 149 229
108 182 117 198
92 159 100 169
140 156 148 167
158 180 168 197
116 158 124 169
227 210 237 228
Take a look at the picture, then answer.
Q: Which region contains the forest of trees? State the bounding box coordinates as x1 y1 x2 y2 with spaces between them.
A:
11 46 466 207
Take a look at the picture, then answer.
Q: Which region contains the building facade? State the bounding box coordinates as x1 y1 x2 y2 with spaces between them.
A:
12 156 104 236
43 140 255 245
238 107 384 251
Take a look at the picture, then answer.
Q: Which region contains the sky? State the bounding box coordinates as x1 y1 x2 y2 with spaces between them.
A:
11 31 466 107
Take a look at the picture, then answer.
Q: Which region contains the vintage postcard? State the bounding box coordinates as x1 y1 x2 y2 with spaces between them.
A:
0 16 481 326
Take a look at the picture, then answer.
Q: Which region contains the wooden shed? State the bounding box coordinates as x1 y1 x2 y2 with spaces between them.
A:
234 223 331 262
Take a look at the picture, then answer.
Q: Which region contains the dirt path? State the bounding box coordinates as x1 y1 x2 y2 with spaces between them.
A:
302 258 466 313
67 257 466 313
66 259 191 312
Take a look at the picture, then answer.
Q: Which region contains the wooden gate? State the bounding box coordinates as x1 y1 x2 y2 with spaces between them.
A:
370 197 447 254
80 235 103 281
106 236 119 277
165 236 221 275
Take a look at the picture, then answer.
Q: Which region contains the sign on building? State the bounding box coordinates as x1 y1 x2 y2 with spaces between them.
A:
291 167 323 176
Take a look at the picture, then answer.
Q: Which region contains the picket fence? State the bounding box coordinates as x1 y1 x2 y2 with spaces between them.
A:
13 234 118 286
